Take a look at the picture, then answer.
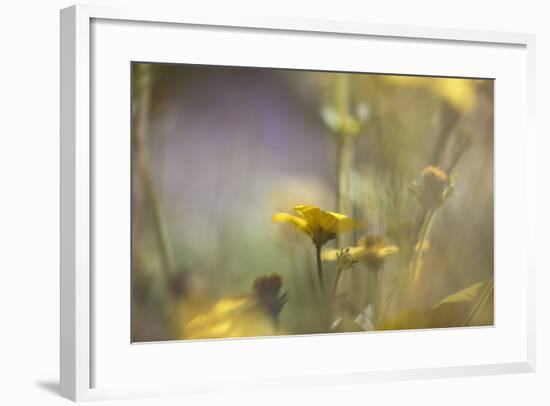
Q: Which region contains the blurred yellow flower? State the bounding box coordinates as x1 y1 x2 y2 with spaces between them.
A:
184 274 288 340
185 297 279 339
323 235 398 270
272 205 360 247
383 75 478 112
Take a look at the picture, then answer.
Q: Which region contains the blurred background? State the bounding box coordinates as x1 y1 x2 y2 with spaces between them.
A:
131 63 494 342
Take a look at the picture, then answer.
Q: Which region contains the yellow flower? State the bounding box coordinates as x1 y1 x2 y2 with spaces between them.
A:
429 78 478 112
184 274 288 340
382 76 479 112
323 235 398 270
272 205 360 247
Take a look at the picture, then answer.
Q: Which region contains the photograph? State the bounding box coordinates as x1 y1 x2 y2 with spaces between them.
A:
131 62 494 342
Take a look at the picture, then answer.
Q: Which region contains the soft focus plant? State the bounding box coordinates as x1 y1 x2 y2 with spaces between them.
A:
272 205 361 288
131 65 494 341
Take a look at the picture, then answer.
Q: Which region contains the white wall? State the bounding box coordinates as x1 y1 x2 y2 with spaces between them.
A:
0 1 547 405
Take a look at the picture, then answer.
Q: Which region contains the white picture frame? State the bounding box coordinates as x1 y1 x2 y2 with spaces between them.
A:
60 3 536 402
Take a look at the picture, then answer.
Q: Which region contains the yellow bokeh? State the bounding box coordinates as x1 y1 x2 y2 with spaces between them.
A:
383 75 478 111
184 296 284 339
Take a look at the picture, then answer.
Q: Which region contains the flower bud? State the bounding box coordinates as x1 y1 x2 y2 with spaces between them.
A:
418 166 452 208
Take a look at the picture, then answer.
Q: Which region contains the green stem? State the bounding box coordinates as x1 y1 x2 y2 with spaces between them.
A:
376 207 435 327
315 244 324 289
134 64 175 282
138 155 175 278
465 279 494 326
333 75 358 306
335 75 355 247
411 209 435 284
337 138 355 222
368 268 381 316
335 74 351 117
332 266 344 299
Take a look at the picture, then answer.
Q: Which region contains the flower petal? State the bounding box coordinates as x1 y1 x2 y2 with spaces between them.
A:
319 212 339 233
272 212 311 235
380 245 399 257
429 78 477 112
321 248 339 261
294 205 321 230
347 246 367 259
327 212 362 234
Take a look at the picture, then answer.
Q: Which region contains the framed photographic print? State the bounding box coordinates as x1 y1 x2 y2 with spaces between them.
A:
60 4 536 402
